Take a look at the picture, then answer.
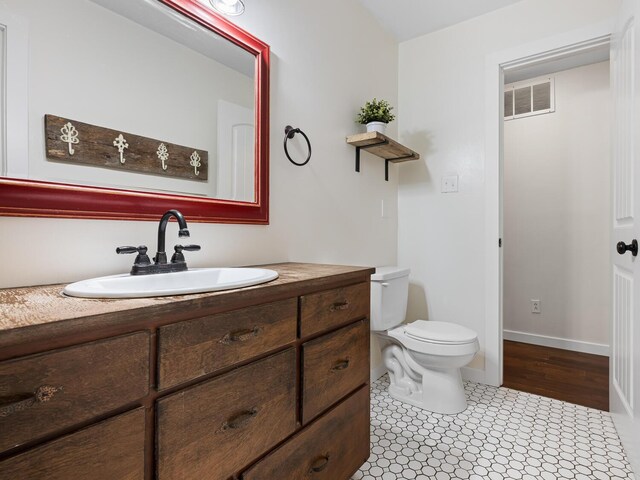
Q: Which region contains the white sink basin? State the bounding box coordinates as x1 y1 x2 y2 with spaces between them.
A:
63 268 279 299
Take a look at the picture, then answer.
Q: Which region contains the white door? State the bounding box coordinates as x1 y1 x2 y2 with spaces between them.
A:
217 100 255 202
611 0 640 473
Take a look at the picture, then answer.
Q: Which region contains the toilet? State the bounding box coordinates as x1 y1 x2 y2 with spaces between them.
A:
371 266 479 414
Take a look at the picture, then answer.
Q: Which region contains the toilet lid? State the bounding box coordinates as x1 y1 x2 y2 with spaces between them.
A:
371 266 411 281
404 320 477 344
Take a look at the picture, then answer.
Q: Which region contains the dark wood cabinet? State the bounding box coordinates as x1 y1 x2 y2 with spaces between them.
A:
302 319 370 424
158 298 297 389
300 282 369 337
0 408 146 480
0 263 372 480
157 349 297 480
243 386 370 480
0 332 149 453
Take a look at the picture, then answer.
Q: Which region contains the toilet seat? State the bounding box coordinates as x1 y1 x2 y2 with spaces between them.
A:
404 320 477 345
386 321 479 357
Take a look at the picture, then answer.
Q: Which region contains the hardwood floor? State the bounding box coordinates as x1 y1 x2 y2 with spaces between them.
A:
502 340 609 411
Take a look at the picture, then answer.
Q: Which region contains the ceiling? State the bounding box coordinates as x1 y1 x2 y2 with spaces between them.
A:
357 0 526 42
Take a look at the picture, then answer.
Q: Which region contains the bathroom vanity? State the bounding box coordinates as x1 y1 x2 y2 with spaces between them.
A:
0 263 373 480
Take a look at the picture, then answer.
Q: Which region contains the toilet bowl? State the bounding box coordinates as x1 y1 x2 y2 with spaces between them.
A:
371 267 479 414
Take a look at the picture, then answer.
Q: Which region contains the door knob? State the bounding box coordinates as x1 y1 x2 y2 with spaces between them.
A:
617 239 638 256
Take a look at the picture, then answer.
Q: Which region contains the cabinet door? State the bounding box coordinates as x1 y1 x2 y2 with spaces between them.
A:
300 282 369 337
0 332 149 453
302 320 370 423
158 298 297 389
157 348 297 480
243 386 370 480
0 408 145 480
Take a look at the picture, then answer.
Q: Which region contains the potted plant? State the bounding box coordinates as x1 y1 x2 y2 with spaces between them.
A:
356 98 396 134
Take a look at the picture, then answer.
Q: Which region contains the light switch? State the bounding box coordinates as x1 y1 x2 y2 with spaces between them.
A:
441 175 458 193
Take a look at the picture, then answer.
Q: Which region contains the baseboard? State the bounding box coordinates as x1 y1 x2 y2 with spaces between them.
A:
461 366 486 384
503 329 609 357
370 364 387 382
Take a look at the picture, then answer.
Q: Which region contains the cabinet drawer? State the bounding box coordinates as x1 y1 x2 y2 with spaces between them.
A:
243 386 370 480
0 332 149 453
302 319 369 424
157 348 297 480
0 407 145 480
158 299 297 389
300 282 369 337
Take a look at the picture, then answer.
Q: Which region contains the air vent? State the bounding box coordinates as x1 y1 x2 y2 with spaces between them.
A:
504 77 555 120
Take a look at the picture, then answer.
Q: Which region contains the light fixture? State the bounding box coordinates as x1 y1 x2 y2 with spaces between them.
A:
209 0 245 16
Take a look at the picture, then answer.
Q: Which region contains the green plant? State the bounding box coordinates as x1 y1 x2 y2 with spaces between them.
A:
356 98 396 124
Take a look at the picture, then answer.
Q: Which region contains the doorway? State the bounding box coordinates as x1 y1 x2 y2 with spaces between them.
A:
500 59 611 410
484 30 613 390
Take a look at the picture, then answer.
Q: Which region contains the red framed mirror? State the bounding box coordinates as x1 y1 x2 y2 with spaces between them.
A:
0 0 269 224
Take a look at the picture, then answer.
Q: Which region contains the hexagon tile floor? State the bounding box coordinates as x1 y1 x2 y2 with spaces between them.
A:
352 375 636 480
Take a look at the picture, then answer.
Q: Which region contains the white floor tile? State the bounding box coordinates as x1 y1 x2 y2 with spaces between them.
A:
353 375 636 480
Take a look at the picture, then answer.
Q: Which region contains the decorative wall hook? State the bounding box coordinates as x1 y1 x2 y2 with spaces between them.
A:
60 122 79 155
190 151 201 176
283 125 312 166
157 143 169 171
113 134 129 164
45 115 208 181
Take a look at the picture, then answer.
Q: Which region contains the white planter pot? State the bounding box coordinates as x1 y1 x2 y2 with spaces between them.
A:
366 122 387 134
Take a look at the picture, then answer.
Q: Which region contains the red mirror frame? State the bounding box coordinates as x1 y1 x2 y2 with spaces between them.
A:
0 0 269 224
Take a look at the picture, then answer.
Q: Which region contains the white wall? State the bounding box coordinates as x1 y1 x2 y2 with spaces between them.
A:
0 0 399 290
398 0 620 377
503 62 610 350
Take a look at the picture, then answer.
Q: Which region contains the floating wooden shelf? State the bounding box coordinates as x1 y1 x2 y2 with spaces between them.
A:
346 131 420 181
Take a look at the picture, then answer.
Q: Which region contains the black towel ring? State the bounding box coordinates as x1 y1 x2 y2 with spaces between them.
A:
284 125 312 166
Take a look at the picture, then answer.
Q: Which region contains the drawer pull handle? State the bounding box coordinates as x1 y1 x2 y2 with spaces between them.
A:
330 301 349 312
219 327 261 345
330 359 350 372
220 408 258 431
0 385 63 418
309 455 330 473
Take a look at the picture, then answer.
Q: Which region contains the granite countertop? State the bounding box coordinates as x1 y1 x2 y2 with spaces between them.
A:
0 263 374 349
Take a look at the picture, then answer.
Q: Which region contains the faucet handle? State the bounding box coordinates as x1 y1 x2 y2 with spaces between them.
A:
116 245 151 266
116 246 141 254
171 244 201 264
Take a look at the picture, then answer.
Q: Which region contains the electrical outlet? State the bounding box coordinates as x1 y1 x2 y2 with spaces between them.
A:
441 175 458 193
531 299 541 314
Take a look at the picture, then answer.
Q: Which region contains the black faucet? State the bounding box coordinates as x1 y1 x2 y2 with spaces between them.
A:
117 209 200 275
154 209 190 265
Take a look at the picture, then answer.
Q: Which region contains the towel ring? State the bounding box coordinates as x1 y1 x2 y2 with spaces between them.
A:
284 125 312 166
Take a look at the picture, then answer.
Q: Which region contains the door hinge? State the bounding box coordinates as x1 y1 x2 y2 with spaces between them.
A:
499 238 502 247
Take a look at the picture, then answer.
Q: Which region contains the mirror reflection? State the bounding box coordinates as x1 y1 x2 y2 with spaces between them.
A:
0 0 256 202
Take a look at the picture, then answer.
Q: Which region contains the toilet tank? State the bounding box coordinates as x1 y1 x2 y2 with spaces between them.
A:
370 266 411 331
